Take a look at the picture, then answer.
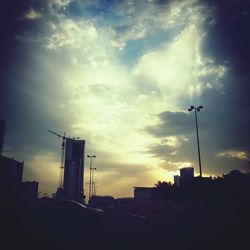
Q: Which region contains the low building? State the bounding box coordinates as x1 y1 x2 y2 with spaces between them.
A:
88 195 115 210
132 187 166 215
116 197 135 211
133 187 154 200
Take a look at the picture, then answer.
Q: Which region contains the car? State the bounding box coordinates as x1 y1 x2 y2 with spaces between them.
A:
37 199 104 226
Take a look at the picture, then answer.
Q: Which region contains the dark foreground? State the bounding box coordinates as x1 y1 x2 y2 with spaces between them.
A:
1 204 249 250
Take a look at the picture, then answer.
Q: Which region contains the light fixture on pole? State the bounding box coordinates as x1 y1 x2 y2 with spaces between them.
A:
188 105 203 178
87 155 96 201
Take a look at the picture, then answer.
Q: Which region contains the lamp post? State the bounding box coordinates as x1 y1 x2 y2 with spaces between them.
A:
91 167 97 197
188 105 203 178
87 155 96 201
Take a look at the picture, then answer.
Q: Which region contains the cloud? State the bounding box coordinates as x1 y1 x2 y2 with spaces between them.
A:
111 23 148 50
24 8 42 20
52 0 71 7
3 0 221 186
145 137 195 172
201 0 250 74
217 150 249 161
132 24 226 110
45 19 99 50
146 111 195 137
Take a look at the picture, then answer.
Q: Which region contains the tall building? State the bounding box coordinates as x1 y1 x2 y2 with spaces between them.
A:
0 119 6 155
180 167 194 185
63 139 85 203
0 155 23 199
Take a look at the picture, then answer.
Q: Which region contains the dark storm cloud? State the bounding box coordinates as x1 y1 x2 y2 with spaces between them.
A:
147 144 180 163
202 84 250 150
200 0 250 138
146 111 209 137
0 1 31 77
0 0 45 99
147 111 192 137
200 0 250 148
200 0 250 152
201 0 250 74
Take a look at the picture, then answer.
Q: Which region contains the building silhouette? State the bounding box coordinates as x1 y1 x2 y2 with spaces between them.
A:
89 195 115 210
133 187 154 200
0 119 6 155
174 175 180 187
21 181 39 202
180 167 194 185
0 120 40 205
63 139 85 203
0 155 23 199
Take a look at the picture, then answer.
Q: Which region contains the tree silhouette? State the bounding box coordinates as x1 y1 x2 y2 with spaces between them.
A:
153 181 175 201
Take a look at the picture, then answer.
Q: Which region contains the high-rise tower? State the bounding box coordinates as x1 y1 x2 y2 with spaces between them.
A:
63 139 85 203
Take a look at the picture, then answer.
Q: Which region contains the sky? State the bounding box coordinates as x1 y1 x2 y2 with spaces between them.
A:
1 0 250 198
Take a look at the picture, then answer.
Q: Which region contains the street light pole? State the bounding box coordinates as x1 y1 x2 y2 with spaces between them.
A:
188 105 203 178
87 155 96 202
91 167 96 197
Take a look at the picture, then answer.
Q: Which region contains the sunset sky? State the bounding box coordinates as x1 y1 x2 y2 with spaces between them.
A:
1 0 250 198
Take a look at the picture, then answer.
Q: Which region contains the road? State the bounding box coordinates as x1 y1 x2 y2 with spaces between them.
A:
2 207 248 250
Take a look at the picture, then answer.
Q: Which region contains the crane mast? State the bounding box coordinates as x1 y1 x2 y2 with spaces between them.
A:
59 132 66 188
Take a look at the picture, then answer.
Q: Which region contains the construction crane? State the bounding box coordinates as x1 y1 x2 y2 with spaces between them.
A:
48 130 79 188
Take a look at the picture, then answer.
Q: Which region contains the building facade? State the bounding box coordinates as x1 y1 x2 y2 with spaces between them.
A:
0 155 23 199
63 139 85 203
89 195 115 210
174 175 181 187
180 167 194 185
133 187 154 200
